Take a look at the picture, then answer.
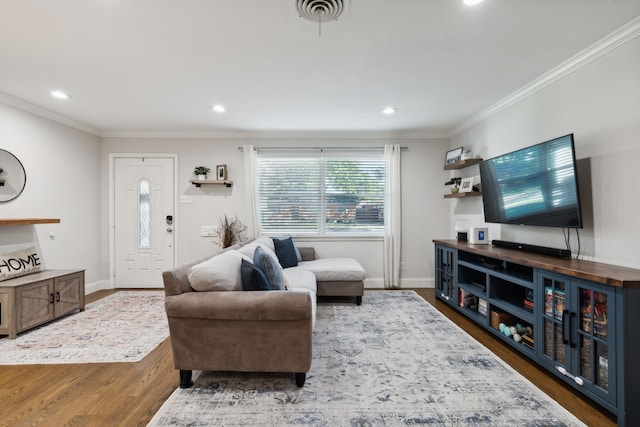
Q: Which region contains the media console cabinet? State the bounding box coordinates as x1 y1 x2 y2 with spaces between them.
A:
0 269 85 339
434 240 640 426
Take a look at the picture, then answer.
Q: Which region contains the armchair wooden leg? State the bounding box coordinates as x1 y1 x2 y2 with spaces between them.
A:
294 372 306 387
179 369 193 388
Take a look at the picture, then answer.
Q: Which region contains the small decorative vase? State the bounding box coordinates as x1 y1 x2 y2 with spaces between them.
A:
197 174 207 180
451 187 459 194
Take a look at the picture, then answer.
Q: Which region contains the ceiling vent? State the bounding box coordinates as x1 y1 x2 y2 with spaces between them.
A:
294 0 349 26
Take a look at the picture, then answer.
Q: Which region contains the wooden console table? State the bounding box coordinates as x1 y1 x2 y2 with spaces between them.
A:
0 270 85 339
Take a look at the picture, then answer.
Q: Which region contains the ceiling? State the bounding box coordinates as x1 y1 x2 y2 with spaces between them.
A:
1 0 639 137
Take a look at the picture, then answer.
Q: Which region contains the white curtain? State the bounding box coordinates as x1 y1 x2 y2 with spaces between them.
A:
384 144 401 289
243 144 260 240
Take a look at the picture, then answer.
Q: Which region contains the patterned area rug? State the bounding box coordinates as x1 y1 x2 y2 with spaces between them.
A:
149 291 584 426
0 291 168 364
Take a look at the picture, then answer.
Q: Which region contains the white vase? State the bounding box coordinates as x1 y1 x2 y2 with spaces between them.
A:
197 174 207 180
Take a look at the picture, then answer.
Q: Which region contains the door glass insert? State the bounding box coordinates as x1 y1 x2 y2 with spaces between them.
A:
139 179 151 248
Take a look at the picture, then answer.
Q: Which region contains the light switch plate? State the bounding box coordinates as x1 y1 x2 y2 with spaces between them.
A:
201 226 216 237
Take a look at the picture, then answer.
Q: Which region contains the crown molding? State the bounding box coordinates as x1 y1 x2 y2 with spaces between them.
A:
100 129 449 140
450 15 640 137
0 91 101 136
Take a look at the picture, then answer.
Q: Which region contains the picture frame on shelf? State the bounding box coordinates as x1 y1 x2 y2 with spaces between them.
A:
216 164 227 181
460 176 475 192
445 147 463 165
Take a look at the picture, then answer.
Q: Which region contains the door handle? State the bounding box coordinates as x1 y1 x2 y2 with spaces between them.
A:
166 227 173 232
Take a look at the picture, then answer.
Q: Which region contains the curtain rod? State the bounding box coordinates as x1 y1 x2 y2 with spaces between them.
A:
237 146 408 151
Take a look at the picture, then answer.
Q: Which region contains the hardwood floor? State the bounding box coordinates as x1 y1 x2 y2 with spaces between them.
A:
0 288 616 426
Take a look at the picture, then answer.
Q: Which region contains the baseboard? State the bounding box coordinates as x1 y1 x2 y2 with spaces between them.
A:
85 279 114 295
365 278 434 289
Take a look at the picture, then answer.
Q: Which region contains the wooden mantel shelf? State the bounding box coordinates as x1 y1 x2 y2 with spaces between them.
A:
0 218 61 226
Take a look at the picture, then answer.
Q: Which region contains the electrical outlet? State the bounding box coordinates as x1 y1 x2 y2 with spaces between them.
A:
400 261 406 270
201 226 216 237
180 195 192 204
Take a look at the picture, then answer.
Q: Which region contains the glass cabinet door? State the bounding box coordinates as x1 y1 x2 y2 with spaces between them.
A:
435 246 456 305
542 274 568 367
575 282 615 404
539 272 616 406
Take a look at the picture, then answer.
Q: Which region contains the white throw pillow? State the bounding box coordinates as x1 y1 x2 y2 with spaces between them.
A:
255 236 275 252
188 250 247 292
238 242 279 264
0 246 42 281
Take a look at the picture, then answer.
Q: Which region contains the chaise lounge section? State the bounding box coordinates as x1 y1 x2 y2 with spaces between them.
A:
294 247 365 305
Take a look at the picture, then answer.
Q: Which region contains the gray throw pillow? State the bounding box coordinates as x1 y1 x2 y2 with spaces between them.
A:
253 246 285 290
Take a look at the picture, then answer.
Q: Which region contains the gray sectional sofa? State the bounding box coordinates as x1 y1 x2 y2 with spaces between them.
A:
162 236 366 387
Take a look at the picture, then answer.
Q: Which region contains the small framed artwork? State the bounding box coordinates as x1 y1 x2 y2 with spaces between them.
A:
445 147 463 165
216 164 227 181
460 176 475 193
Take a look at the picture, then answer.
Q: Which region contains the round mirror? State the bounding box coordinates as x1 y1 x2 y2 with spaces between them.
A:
0 149 27 203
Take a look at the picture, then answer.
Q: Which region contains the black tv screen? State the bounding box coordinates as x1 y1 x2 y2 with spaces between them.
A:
479 134 583 228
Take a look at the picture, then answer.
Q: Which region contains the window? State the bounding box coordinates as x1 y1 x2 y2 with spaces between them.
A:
138 178 151 248
257 149 384 235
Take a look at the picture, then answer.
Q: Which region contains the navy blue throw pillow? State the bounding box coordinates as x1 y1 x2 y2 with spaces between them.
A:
240 258 271 291
273 237 299 268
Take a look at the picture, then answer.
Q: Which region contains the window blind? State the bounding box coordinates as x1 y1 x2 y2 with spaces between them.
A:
257 150 385 235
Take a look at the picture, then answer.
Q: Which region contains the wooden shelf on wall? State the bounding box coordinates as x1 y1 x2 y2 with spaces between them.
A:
444 158 483 170
190 180 233 188
0 218 61 226
443 192 482 199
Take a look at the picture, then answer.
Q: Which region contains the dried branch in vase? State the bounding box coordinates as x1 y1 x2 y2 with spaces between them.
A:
214 214 247 248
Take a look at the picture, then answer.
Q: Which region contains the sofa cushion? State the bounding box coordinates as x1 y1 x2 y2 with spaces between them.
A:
273 236 299 268
0 246 42 282
188 250 246 292
297 258 366 282
283 268 317 294
254 246 285 290
241 258 271 291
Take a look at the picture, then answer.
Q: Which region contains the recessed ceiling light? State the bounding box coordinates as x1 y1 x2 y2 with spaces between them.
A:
50 90 70 100
464 0 483 5
382 107 397 115
211 104 226 113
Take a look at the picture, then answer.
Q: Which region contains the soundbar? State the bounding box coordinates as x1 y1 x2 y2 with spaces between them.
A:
491 239 572 259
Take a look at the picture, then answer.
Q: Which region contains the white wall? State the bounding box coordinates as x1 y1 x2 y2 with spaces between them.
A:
0 103 103 289
101 136 450 287
450 35 640 269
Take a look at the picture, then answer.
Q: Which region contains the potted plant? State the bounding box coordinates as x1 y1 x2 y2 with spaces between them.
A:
194 166 210 180
445 177 462 193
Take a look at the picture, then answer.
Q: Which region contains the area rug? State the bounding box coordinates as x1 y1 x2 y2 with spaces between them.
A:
149 291 584 426
0 291 168 364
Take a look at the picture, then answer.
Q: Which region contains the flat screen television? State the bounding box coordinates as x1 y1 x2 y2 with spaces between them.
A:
479 133 583 228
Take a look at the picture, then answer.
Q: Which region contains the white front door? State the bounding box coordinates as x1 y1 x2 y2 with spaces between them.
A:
114 157 175 288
